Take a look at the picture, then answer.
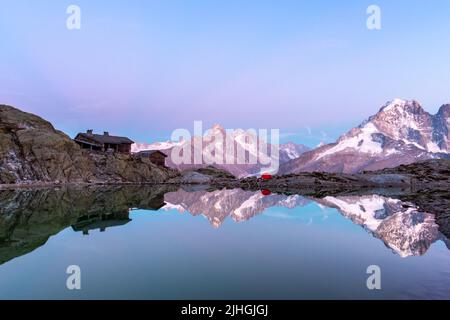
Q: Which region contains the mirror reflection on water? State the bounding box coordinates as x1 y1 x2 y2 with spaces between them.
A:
0 186 449 299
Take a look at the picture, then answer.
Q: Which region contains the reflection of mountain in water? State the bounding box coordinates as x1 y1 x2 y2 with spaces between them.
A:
164 189 447 257
164 189 310 228
316 195 443 257
0 186 448 266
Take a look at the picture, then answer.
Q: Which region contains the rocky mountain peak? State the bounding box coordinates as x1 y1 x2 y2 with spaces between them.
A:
370 99 428 126
438 104 450 116
366 99 438 152
378 99 424 114
208 124 226 135
282 141 297 148
281 99 450 175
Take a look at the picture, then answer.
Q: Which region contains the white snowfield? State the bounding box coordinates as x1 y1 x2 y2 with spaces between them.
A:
316 123 383 160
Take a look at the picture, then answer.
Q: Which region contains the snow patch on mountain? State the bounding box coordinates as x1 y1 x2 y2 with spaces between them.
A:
323 195 388 231
280 142 309 159
131 140 184 153
162 202 186 213
233 193 265 220
317 123 383 160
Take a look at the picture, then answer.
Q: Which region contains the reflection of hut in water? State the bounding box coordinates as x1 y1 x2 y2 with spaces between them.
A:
71 210 131 235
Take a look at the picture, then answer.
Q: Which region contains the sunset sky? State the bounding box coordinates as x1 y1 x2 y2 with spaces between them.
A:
1 0 450 146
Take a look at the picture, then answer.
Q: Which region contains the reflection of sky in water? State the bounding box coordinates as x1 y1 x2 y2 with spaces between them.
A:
0 199 449 300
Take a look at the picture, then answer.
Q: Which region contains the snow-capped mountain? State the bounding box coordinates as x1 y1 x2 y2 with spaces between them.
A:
133 125 309 177
281 99 450 174
279 141 310 162
316 195 441 257
131 140 182 153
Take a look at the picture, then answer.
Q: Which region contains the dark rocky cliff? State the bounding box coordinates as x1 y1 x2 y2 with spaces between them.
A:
0 105 179 185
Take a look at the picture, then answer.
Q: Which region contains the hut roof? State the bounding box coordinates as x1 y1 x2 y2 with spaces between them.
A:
76 133 134 145
136 150 168 157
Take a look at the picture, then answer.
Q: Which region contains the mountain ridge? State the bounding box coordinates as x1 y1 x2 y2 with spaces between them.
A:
132 124 310 178
280 99 450 174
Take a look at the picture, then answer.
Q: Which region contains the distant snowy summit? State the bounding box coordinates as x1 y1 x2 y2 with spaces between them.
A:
281 99 450 174
131 140 183 153
132 125 310 178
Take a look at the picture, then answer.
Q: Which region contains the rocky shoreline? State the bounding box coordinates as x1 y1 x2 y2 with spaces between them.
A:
205 159 450 193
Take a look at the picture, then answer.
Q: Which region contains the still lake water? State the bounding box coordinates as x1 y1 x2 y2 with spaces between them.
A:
0 186 449 300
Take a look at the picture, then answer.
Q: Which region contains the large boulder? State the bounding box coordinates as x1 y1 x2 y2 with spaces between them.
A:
0 105 92 184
